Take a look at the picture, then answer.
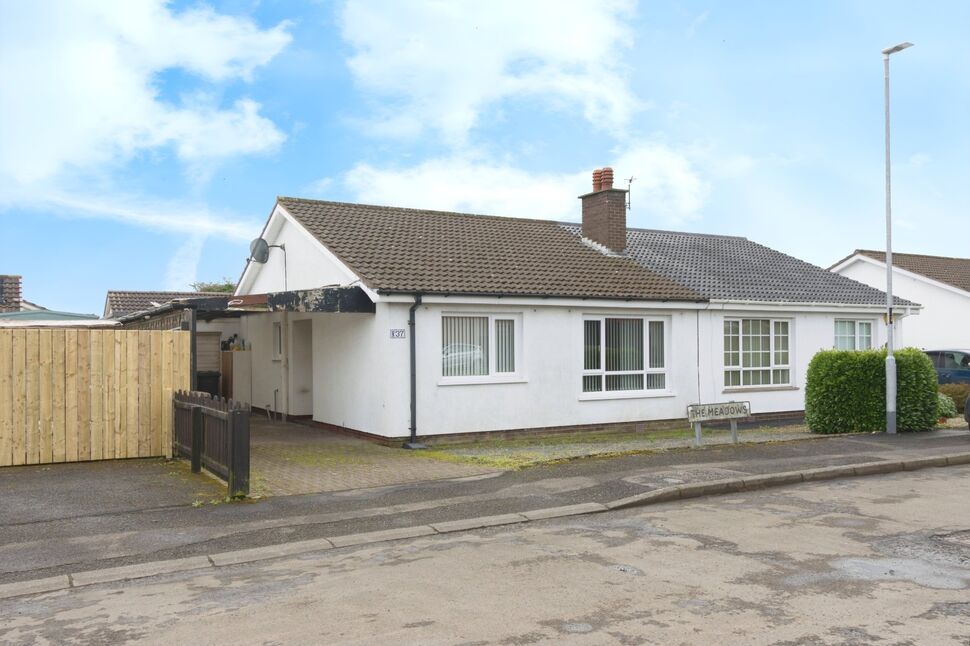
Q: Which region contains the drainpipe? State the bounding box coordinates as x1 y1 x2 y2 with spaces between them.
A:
281 310 290 423
188 306 198 391
403 294 426 449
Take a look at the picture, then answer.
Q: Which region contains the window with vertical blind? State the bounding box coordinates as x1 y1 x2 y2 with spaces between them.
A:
723 318 791 387
441 314 520 382
582 316 667 394
834 320 873 350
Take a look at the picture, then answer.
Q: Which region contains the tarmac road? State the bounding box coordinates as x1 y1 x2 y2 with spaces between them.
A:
2 465 969 645
0 429 968 585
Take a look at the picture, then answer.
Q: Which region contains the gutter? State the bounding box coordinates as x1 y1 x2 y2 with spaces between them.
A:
403 294 426 449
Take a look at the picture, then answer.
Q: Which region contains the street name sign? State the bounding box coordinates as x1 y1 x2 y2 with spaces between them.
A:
687 401 751 446
687 401 751 424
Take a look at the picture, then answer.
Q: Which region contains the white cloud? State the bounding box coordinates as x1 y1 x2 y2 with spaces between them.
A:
0 0 291 184
165 235 207 291
341 144 709 225
339 0 639 144
4 187 260 242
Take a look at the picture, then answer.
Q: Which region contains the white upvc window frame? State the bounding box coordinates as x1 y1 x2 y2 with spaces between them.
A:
439 312 524 385
723 317 792 389
580 314 671 400
834 319 874 351
271 321 283 361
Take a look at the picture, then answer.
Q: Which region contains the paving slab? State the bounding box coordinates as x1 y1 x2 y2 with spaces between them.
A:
250 418 497 496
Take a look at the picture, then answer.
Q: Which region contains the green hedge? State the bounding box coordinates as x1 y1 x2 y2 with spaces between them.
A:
937 392 957 419
805 347 938 434
940 383 970 414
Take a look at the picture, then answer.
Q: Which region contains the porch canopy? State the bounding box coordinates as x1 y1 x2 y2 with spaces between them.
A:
116 285 375 329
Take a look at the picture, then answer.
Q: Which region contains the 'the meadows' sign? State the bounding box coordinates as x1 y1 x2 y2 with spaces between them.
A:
687 401 751 424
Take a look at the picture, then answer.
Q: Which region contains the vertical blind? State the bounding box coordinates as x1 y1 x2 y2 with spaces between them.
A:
442 316 489 377
495 319 515 373
441 315 515 377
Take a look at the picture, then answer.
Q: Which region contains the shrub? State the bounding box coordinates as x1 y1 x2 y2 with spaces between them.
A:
894 347 939 431
939 383 970 414
937 392 957 419
806 347 938 434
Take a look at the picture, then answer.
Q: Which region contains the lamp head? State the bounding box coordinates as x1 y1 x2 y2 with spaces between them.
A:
882 42 913 56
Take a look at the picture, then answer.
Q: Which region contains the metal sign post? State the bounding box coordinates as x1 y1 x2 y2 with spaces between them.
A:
687 401 751 448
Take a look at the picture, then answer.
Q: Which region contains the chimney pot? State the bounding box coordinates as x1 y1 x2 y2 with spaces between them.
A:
600 167 614 190
592 169 603 192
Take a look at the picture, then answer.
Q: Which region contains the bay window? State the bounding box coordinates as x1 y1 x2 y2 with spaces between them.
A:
724 318 791 387
583 316 667 394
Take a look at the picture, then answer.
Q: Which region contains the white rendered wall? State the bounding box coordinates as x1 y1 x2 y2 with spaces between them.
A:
836 259 968 349
239 311 317 416
239 207 358 295
243 300 894 438
406 303 893 437
409 302 697 436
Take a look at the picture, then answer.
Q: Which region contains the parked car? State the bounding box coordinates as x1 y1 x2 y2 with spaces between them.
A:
924 349 970 384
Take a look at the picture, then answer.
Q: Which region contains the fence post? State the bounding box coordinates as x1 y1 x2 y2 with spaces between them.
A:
228 407 250 497
190 405 203 474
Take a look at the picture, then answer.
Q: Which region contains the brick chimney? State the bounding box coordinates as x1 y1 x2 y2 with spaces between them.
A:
0 275 23 312
579 167 628 253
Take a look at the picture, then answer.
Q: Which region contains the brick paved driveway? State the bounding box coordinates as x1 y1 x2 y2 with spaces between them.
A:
249 418 497 497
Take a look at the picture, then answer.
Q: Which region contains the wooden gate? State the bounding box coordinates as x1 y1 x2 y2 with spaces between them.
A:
0 329 190 466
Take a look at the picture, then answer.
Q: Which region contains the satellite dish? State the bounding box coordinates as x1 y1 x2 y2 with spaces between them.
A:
250 238 270 263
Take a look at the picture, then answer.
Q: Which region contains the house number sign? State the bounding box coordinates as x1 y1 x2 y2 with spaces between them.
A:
390 329 407 339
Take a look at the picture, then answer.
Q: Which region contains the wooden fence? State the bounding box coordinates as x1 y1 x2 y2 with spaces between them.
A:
0 329 191 466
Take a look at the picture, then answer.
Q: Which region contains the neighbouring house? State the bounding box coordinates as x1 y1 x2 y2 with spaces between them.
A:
0 275 49 313
219 168 916 442
0 275 107 326
103 290 230 319
830 250 969 349
105 290 242 396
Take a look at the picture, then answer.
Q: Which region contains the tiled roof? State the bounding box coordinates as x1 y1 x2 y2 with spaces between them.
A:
104 291 230 318
277 198 702 301
854 250 970 294
613 229 914 306
277 197 906 307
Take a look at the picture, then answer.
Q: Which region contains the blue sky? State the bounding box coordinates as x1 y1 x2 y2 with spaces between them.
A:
1 0 967 313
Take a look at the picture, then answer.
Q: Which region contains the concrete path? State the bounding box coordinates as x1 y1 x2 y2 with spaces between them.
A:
0 429 967 589
250 418 495 496
3 466 969 644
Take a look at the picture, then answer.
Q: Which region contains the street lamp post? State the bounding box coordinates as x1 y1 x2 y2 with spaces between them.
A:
882 41 912 435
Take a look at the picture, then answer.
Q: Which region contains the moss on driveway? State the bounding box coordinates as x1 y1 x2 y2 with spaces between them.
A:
419 424 816 470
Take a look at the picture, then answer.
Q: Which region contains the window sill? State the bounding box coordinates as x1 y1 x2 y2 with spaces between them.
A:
438 375 527 387
578 390 676 402
722 386 798 394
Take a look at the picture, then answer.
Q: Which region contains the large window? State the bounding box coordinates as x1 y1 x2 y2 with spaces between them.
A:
724 319 791 387
834 320 872 350
442 314 519 380
583 317 666 393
